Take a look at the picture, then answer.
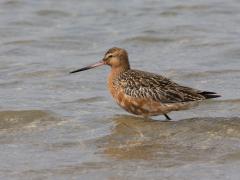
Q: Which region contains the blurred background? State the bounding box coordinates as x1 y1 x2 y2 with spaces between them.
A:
0 0 240 179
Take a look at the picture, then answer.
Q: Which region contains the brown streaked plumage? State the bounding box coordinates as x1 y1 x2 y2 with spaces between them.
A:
70 47 220 120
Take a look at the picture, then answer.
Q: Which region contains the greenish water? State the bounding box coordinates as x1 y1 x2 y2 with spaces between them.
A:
0 0 240 179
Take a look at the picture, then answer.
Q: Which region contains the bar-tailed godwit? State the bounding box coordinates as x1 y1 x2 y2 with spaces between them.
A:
70 47 220 120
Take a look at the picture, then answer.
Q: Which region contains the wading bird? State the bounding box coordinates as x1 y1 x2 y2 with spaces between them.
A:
70 47 220 120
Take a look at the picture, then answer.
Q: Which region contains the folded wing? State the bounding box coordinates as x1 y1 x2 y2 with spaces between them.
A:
115 70 220 104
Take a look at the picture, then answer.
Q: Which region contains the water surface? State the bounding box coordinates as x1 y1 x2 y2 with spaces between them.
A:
0 0 240 179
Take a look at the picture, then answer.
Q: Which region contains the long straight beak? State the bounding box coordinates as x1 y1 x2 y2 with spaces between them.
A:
70 60 105 74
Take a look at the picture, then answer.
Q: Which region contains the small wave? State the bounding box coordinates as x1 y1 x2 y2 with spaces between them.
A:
0 110 63 131
210 98 240 104
171 69 240 79
36 10 71 18
64 96 105 104
4 40 37 45
0 80 22 88
170 4 210 11
15 69 67 79
124 36 176 43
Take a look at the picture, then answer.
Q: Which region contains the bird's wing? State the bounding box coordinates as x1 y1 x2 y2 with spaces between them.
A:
115 70 205 103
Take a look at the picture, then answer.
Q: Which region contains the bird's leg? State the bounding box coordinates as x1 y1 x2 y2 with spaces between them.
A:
164 114 171 120
143 115 153 121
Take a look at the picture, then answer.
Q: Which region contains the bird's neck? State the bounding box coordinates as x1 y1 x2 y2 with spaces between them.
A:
110 65 129 79
107 65 129 90
107 66 129 98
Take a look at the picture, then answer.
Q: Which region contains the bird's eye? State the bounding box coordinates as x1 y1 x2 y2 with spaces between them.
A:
108 55 113 58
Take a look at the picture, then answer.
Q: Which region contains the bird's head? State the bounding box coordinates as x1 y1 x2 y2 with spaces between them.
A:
70 47 130 74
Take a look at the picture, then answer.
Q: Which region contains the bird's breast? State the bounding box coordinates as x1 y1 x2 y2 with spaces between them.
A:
107 74 164 116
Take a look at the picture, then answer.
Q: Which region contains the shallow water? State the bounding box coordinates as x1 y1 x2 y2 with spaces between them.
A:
0 0 240 179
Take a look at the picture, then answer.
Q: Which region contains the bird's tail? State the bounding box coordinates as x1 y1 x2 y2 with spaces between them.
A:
199 91 221 99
